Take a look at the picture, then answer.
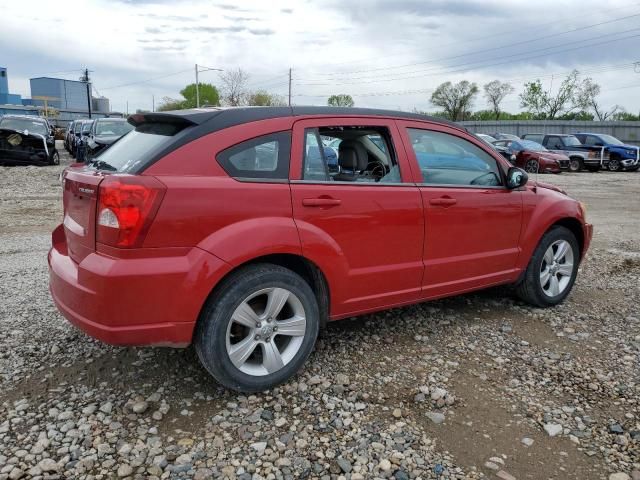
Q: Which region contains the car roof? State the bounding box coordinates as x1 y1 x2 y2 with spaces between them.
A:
0 114 47 122
129 106 463 132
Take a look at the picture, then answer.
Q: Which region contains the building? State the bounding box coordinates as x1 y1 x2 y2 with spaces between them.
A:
0 67 24 105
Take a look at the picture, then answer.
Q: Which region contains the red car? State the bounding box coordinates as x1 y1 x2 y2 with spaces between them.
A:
493 139 570 173
49 107 592 392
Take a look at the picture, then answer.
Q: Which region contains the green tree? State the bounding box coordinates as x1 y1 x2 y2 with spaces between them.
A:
483 80 514 120
430 81 479 121
247 90 286 106
520 70 591 120
180 83 220 108
157 96 185 112
327 94 354 107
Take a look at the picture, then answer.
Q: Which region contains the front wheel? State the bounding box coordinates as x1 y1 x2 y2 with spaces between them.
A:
49 151 60 166
607 157 621 172
525 159 539 173
195 264 320 392
568 157 583 172
516 226 579 307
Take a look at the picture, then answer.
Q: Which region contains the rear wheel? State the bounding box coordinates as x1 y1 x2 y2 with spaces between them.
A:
568 157 583 172
525 159 539 173
195 264 320 392
516 226 579 307
49 151 60 166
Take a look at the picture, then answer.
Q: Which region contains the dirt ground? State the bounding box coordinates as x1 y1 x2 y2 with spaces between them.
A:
0 143 638 480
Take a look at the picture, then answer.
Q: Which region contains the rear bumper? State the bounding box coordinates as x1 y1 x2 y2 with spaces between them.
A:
48 225 231 347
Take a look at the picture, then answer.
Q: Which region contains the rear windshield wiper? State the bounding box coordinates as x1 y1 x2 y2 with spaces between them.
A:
89 159 117 171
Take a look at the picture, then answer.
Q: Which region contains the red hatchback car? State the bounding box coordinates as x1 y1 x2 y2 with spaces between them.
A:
49 107 592 392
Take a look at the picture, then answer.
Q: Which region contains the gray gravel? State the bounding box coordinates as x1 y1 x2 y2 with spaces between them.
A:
0 145 639 479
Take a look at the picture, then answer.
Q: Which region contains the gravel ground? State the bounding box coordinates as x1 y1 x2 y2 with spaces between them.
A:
0 144 639 480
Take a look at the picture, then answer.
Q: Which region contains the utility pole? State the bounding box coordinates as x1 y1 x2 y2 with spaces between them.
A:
152 95 155 113
288 68 292 107
195 64 200 108
81 68 93 119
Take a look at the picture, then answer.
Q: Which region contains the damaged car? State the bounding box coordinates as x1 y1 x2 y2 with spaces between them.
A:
0 115 59 166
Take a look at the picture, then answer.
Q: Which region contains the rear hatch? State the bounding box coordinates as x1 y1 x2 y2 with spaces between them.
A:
63 168 104 263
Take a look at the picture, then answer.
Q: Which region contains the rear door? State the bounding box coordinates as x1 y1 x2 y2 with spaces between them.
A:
398 121 523 299
289 117 424 318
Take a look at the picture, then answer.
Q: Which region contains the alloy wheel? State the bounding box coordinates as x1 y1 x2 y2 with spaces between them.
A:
525 160 539 173
608 159 620 172
539 240 575 297
569 159 581 172
225 287 307 376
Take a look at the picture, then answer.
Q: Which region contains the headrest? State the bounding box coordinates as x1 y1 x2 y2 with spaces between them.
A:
338 140 368 171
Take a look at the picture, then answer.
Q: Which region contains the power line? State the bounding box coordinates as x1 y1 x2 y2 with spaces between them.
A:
100 68 193 90
300 11 640 81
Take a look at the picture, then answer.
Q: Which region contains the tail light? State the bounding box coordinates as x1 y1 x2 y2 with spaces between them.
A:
96 175 166 248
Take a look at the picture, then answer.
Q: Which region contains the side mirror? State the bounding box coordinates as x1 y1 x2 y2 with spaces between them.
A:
507 167 528 189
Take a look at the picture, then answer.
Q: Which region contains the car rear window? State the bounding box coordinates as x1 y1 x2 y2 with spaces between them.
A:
90 122 188 172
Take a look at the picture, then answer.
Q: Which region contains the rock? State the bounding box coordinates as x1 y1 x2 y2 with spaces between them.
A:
543 423 563 437
275 417 287 427
426 412 445 424
37 459 59 473
631 471 640 480
99 402 113 414
378 459 392 472
251 441 267 454
609 424 624 434
194 469 213 480
336 458 352 473
521 437 534 447
497 471 517 480
609 474 630 480
394 470 409 480
392 408 402 418
484 461 500 470
8 468 24 480
132 401 148 414
117 464 133 477
336 373 349 385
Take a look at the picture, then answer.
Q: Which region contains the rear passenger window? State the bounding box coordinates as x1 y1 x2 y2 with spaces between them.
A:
408 129 503 187
217 131 291 180
301 126 402 183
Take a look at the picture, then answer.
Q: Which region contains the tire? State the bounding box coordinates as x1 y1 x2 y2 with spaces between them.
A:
525 159 539 173
568 157 583 172
49 151 60 166
607 157 621 172
195 263 320 392
516 226 579 308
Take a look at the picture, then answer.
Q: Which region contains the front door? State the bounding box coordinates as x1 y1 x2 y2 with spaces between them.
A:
289 117 424 318
399 122 523 299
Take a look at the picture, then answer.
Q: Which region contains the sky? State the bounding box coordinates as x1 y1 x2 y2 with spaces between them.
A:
1 0 639 114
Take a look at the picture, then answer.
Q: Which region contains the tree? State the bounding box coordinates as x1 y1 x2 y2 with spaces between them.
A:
430 81 479 121
246 90 286 106
576 78 620 121
327 94 354 107
180 83 220 108
519 70 590 120
157 96 185 112
220 68 250 106
483 80 514 120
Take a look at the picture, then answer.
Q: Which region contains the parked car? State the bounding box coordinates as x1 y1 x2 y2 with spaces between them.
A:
573 133 639 172
476 133 497 145
49 107 592 392
493 139 570 173
70 120 90 158
64 121 75 152
75 120 94 163
86 118 134 161
521 133 609 172
490 132 520 141
0 114 59 165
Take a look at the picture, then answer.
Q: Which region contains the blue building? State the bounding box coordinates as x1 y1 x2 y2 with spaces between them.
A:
30 77 90 111
0 67 24 105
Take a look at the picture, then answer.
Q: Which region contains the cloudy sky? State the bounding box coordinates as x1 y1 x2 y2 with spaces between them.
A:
1 0 639 114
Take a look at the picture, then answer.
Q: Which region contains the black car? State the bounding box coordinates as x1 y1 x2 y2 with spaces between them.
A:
0 115 59 165
75 120 94 163
86 118 134 160
522 133 609 172
70 120 90 158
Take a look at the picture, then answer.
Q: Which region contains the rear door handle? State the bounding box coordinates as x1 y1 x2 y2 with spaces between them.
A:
429 197 457 207
302 197 342 207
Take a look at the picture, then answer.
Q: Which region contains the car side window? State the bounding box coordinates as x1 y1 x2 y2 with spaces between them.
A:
584 135 600 146
546 137 562 149
217 131 291 180
407 128 503 187
301 125 402 183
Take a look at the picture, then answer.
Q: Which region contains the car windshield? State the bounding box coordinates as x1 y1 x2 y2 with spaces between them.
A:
519 140 547 152
596 134 624 146
82 123 92 134
96 120 134 136
564 136 582 146
0 117 48 136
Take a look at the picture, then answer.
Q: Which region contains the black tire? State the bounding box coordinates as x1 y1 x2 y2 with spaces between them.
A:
568 157 583 172
525 159 539 173
49 151 60 166
516 226 580 308
195 263 320 392
607 156 621 172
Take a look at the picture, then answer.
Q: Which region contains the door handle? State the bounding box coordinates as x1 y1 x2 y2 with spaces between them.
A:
302 197 342 207
429 197 457 207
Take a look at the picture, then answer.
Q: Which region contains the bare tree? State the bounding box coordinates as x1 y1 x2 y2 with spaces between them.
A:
430 81 479 121
219 68 250 106
483 80 514 120
520 70 591 119
576 78 621 121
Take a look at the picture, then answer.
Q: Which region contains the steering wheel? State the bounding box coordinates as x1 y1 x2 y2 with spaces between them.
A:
365 161 387 181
